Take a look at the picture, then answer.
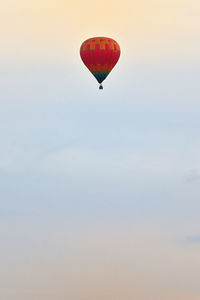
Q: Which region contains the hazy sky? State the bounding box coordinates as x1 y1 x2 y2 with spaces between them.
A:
1 0 200 299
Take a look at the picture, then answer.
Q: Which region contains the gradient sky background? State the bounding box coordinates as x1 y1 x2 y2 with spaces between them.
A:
1 0 200 299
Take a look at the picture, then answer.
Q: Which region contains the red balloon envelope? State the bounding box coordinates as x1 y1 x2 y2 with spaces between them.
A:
80 37 121 89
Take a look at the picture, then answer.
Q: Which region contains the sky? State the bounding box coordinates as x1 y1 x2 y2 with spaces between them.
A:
1 0 200 299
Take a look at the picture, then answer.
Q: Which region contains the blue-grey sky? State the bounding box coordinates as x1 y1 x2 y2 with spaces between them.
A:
1 0 200 299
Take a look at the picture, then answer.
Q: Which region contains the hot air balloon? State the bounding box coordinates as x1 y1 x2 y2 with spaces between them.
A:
80 37 121 89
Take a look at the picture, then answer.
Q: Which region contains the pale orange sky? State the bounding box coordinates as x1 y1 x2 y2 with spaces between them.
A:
1 0 200 64
1 223 200 300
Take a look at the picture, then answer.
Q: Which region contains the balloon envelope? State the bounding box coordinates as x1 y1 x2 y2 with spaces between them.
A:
80 37 121 87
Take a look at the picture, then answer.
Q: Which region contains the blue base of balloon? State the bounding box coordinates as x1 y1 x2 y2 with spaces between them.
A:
92 72 109 84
